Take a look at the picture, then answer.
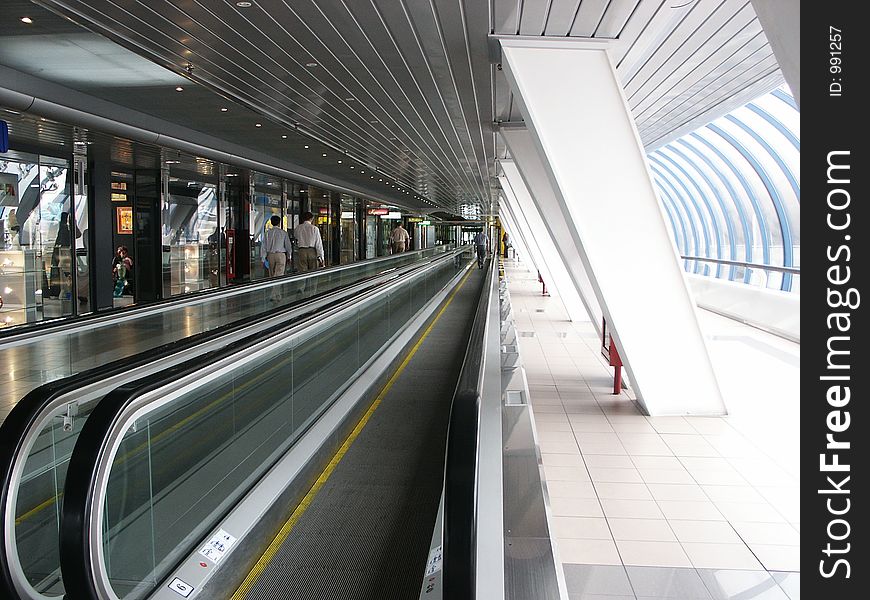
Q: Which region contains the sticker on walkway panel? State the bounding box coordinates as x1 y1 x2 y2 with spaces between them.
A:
198 528 237 564
168 578 194 597
425 544 443 576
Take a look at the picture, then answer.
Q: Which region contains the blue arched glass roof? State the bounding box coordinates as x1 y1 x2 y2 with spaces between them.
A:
648 85 800 292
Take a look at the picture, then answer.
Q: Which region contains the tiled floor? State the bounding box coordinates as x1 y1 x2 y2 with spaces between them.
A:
503 259 799 599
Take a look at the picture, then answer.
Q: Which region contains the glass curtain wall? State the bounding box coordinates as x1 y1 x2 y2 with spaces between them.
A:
339 194 357 264
648 85 800 292
1 152 75 327
250 172 283 280
162 162 219 297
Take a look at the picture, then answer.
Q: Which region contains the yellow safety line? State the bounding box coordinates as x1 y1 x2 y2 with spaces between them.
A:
14 492 62 526
231 266 475 600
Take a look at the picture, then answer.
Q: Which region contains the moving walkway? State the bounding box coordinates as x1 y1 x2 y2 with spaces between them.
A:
1 246 483 600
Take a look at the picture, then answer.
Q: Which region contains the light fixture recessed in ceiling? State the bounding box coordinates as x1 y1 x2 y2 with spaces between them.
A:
175 86 184 92
304 145 309 149
255 123 262 127
235 1 253 7
220 107 228 112
322 153 327 157
305 62 318 68
21 17 33 24
281 135 287 139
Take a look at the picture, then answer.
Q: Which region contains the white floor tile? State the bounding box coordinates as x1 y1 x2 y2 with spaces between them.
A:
539 440 581 454
542 453 585 467
538 430 579 443
600 499 664 519
630 456 684 470
749 544 801 571
668 520 743 544
714 502 786 523
701 485 765 503
616 540 692 567
608 518 676 542
681 542 765 570
550 497 604 518
583 455 635 469
731 521 800 545
646 483 708 502
657 500 724 521
593 482 653 500
638 469 695 485
557 538 622 565
544 465 591 481
588 468 643 483
549 480 598 499
551 516 613 540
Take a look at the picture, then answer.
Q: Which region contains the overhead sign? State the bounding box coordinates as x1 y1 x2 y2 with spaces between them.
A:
0 120 8 153
340 211 354 219
367 208 389 215
385 211 402 219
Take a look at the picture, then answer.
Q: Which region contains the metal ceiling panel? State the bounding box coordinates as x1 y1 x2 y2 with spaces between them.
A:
5 0 791 215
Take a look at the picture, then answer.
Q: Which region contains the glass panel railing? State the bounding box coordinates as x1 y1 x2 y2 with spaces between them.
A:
91 250 471 600
3 246 455 600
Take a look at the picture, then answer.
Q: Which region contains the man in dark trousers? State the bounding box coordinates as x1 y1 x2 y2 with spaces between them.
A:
473 229 488 269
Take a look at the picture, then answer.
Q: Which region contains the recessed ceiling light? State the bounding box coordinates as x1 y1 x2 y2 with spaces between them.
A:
360 170 365 174
21 17 33 24
220 107 228 112
322 153 327 157
175 86 184 92
235 1 253 7
281 135 287 139
304 145 309 149
369 120 378 124
337 160 342 164
345 97 355 102
255 123 262 127
306 62 318 68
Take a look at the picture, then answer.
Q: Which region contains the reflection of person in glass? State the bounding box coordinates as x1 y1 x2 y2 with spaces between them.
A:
49 211 75 298
112 246 133 298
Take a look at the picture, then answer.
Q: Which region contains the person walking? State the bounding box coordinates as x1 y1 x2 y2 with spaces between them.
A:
502 231 511 258
473 229 488 269
261 215 293 278
390 222 410 254
294 211 324 273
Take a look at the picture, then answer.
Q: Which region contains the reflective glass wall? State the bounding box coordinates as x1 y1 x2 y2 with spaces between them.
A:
1 152 77 327
648 85 800 292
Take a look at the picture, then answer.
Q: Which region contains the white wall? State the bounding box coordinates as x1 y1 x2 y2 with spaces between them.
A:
687 274 800 342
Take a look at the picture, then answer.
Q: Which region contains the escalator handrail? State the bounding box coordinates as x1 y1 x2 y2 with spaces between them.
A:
0 244 451 345
0 247 460 600
57 248 471 600
442 257 495 600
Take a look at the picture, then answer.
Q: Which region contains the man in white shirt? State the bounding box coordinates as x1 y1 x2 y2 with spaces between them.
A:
390 222 410 253
294 211 324 272
261 215 293 277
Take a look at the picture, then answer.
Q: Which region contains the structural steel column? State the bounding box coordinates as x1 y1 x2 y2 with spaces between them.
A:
500 39 724 415
750 0 800 109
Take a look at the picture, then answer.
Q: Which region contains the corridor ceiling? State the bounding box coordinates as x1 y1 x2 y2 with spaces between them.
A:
3 0 783 214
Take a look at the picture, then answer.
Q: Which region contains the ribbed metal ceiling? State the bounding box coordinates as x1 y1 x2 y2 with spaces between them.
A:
5 0 786 214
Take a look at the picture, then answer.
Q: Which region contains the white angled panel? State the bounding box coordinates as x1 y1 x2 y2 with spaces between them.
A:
500 40 725 415
499 168 591 324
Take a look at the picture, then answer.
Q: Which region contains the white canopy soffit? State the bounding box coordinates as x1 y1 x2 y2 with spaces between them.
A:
498 39 725 415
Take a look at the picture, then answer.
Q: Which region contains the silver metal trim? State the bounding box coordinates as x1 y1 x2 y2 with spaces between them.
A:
680 256 801 275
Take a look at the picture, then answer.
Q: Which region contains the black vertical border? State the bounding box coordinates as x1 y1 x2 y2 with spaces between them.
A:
803 3 865 597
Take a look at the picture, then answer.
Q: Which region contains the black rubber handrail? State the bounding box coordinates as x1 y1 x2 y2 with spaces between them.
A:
443 257 494 600
0 245 449 343
0 249 460 600
56 250 468 600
